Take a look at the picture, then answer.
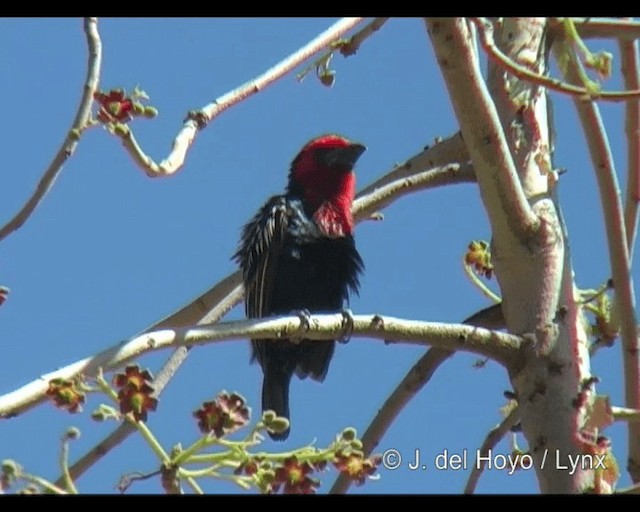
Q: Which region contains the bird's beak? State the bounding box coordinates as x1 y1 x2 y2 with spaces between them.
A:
330 143 367 169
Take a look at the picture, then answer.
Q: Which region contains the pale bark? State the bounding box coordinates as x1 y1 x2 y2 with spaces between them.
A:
427 17 595 493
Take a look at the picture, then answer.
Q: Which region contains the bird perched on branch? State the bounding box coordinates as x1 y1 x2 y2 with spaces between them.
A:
234 134 366 440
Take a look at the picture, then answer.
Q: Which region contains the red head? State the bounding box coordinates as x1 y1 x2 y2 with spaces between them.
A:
288 134 366 237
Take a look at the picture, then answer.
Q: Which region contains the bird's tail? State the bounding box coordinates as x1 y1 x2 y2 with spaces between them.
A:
262 367 293 441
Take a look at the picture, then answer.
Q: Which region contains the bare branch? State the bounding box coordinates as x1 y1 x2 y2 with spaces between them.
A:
330 303 506 494
109 136 475 358
619 37 640 261
331 348 453 494
0 17 102 243
0 314 522 419
118 17 366 178
617 482 640 494
354 162 475 222
554 41 640 483
473 18 640 103
425 18 539 244
356 131 470 196
613 406 640 423
339 17 390 56
47 136 475 485
464 405 521 494
150 273 243 331
572 17 640 41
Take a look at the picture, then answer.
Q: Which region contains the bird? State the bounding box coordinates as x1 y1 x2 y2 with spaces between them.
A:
233 134 366 440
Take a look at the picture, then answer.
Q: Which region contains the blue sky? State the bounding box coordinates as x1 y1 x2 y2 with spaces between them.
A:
0 18 635 494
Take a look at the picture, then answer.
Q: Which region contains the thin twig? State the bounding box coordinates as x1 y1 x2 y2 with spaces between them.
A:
339 17 389 56
464 406 521 494
353 162 475 222
463 260 501 304
59 437 78 494
330 303 506 494
554 42 640 483
118 17 366 178
473 17 640 102
571 18 640 41
0 17 102 243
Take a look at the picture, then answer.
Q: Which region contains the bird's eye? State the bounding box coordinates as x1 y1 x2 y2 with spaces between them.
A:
316 147 344 167
315 148 333 167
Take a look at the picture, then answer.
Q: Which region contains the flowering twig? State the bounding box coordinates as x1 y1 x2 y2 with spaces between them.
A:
296 17 389 86
0 460 67 494
463 241 501 304
52 279 243 488
116 17 365 178
554 42 640 483
59 430 79 494
0 17 102 243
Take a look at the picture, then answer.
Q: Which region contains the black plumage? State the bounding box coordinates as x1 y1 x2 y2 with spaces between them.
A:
233 134 365 440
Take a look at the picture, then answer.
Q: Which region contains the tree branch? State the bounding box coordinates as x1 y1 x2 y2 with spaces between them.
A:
331 348 453 494
117 17 366 178
619 36 640 261
356 131 470 196
473 18 640 102
613 406 640 423
338 17 389 56
571 17 640 41
464 405 521 494
47 136 475 485
0 17 102 243
554 41 640 483
0 314 522 419
97 135 475 359
425 18 539 245
330 303 506 494
354 162 475 222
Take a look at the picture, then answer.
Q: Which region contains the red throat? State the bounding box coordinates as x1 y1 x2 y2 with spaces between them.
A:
306 171 356 237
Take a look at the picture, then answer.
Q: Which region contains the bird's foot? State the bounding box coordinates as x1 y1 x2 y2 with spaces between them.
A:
338 308 355 344
290 309 312 344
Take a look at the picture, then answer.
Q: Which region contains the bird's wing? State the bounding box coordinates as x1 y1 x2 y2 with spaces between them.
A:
233 195 290 320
